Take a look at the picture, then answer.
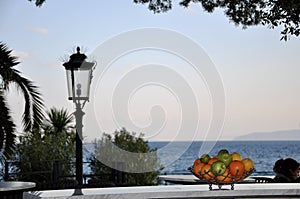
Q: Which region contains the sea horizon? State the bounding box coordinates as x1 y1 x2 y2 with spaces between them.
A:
83 140 300 176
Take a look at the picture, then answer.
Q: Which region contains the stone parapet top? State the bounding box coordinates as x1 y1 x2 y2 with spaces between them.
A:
0 181 36 192
24 183 300 199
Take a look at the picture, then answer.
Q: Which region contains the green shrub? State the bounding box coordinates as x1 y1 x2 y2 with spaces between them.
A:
89 128 163 186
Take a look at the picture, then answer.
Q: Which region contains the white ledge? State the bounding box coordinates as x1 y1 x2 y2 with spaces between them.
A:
0 181 36 192
24 183 300 199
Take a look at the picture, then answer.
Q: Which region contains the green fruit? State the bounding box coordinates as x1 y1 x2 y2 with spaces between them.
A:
218 152 232 167
200 154 211 164
211 161 227 176
218 149 229 156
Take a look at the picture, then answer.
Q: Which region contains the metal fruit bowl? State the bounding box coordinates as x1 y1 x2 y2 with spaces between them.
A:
188 166 255 190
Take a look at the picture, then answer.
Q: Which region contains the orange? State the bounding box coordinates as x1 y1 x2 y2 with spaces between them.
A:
193 158 201 167
242 158 255 172
229 160 245 180
208 157 218 165
193 162 205 178
231 152 242 161
200 164 216 182
216 168 232 184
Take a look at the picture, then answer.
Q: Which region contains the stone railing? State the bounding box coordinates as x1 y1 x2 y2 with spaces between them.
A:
24 183 300 199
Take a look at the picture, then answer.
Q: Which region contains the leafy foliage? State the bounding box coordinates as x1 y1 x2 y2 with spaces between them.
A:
89 128 163 186
28 0 300 40
134 0 300 40
14 108 75 185
0 42 45 164
28 0 46 7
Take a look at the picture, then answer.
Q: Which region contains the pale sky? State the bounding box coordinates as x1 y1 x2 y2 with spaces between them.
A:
1 0 300 142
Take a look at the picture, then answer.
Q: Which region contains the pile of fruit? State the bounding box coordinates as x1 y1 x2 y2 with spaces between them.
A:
190 149 255 184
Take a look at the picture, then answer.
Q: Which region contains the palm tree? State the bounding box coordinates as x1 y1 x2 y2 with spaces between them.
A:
0 42 45 163
16 108 75 184
43 108 74 135
42 108 75 159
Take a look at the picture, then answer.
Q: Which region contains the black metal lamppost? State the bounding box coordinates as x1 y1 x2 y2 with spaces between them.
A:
62 47 95 191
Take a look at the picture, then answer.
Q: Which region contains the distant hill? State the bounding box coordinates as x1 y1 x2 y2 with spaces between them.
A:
234 129 300 141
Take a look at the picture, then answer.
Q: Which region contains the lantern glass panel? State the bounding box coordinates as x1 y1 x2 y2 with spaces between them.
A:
66 68 92 100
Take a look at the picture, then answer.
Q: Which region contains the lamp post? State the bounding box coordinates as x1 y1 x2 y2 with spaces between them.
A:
62 47 95 192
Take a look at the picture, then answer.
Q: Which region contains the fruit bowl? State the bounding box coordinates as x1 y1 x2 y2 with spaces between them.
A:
188 166 255 190
190 149 255 190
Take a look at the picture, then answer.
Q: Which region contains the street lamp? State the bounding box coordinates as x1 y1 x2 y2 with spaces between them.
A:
62 47 95 192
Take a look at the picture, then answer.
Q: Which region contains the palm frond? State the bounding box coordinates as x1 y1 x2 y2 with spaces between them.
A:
0 42 20 90
0 41 45 132
12 74 45 132
0 92 16 163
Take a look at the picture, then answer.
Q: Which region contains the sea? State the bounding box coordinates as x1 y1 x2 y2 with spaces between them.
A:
83 141 300 176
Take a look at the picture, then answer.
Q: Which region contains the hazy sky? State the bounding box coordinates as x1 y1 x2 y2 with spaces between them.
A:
1 0 300 142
